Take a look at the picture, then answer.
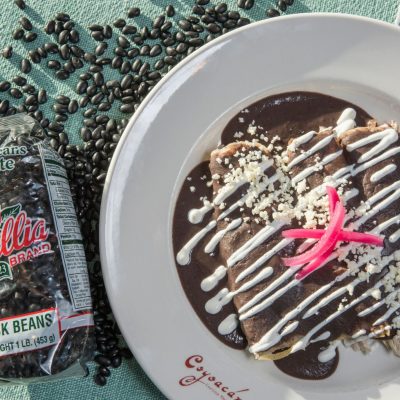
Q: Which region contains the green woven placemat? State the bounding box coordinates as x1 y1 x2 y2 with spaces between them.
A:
0 0 398 399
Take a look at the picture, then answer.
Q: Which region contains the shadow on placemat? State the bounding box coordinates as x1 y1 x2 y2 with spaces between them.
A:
25 360 166 400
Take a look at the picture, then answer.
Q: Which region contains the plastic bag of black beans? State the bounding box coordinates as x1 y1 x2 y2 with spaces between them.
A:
0 113 94 382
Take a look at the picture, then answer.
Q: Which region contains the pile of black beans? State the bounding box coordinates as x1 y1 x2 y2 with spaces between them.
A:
3 0 295 386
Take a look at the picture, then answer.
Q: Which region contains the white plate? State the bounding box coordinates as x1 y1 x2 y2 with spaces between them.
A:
100 14 400 400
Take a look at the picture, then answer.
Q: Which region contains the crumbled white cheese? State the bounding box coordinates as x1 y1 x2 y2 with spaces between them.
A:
189 186 196 193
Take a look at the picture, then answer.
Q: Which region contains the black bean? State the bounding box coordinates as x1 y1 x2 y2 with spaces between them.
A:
91 93 104 105
120 61 131 74
267 8 280 17
68 100 78 114
76 80 88 94
72 57 84 69
120 103 135 113
21 59 32 73
103 25 113 39
22 84 35 94
119 75 132 90
89 65 102 73
172 33 184 44
49 122 64 133
55 70 69 80
215 3 227 13
98 102 112 111
117 36 130 49
94 374 107 387
121 25 137 35
44 42 59 53
25 95 37 106
154 59 165 70
99 366 111 377
111 356 122 368
86 85 97 97
193 5 205 15
63 20 75 30
70 29 80 43
197 0 210 5
207 23 221 33
153 16 165 30
70 45 84 57
92 31 104 41
37 47 48 58
55 21 64 34
13 28 24 40
14 0 26 9
148 44 162 57
9 88 22 99
114 18 126 28
0 81 10 92
63 60 75 73
278 0 287 11
19 17 32 30
56 12 70 22
164 55 178 66
126 49 139 60
55 113 68 122
93 72 104 87
79 96 90 107
165 4 175 17
29 50 41 64
237 17 251 26
2 46 13 59
48 60 61 70
127 7 140 18
38 89 47 104
58 30 70 44
12 76 27 86
162 37 175 47
45 20 56 34
60 44 70 60
95 42 108 57
24 32 37 42
0 100 9 113
110 56 122 69
284 0 294 4
84 52 96 63
178 19 192 31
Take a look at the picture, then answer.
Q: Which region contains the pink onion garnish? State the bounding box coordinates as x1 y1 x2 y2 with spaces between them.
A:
282 229 384 246
282 201 345 267
280 186 384 281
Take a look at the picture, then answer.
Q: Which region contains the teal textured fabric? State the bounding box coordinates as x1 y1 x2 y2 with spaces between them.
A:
0 0 397 399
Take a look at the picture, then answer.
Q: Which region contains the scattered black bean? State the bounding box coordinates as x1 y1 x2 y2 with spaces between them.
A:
38 89 47 104
10 88 23 99
121 25 137 35
0 81 11 92
12 76 27 86
278 0 287 11
92 31 104 41
113 18 126 28
14 0 26 10
165 5 175 17
267 8 280 17
2 46 13 59
55 70 70 80
56 12 70 22
127 7 140 18
20 58 32 73
47 60 61 70
13 28 24 40
103 25 113 39
19 16 32 30
28 50 41 64
24 32 38 42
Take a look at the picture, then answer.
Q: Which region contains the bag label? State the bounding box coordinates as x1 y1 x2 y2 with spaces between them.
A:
0 308 60 357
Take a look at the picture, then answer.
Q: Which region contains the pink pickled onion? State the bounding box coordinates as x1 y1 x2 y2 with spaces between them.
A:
282 229 384 247
282 200 345 267
295 242 336 280
326 186 340 215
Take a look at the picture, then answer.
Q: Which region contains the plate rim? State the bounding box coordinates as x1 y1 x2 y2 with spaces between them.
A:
99 13 400 399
